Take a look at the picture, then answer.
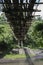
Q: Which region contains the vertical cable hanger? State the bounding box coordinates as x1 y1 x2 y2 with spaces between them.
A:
34 0 40 15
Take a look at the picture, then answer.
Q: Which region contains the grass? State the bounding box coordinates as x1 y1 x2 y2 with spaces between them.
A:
4 54 26 59
3 51 35 59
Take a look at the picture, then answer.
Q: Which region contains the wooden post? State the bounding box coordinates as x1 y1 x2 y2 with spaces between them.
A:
20 40 23 48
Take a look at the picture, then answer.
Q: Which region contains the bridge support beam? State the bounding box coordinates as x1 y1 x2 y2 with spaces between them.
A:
18 40 23 48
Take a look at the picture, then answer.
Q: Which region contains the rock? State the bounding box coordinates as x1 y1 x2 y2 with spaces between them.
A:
11 48 25 54
19 49 25 54
12 49 19 54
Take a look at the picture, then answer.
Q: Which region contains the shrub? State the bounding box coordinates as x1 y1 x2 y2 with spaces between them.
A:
0 24 15 51
27 20 43 48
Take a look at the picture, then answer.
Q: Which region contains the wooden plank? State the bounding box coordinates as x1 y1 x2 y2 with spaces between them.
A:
0 2 43 4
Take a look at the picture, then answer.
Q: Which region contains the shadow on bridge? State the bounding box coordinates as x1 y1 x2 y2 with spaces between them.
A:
24 48 34 65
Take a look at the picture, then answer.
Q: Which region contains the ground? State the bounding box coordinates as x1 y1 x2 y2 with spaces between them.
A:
4 48 43 60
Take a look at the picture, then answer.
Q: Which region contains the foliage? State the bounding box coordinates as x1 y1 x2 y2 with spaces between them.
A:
0 14 16 51
27 20 43 48
13 45 20 49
